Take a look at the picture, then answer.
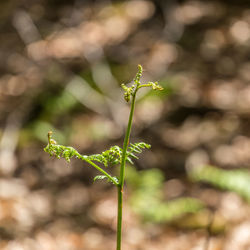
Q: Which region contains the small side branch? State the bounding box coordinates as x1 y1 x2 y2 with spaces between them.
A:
45 132 119 186
83 158 119 186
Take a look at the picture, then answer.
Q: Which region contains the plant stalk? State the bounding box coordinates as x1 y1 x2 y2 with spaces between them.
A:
116 185 123 250
84 158 119 186
116 91 137 250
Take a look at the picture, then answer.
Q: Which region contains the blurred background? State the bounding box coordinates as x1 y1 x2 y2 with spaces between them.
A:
1 0 250 249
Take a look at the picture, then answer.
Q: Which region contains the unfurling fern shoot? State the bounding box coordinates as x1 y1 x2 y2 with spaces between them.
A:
44 65 163 250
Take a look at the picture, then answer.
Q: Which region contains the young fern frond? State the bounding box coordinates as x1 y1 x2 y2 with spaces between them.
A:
86 146 121 167
45 132 150 167
121 65 163 102
44 131 119 185
44 143 80 162
126 142 151 164
44 65 163 250
88 143 151 166
101 146 123 166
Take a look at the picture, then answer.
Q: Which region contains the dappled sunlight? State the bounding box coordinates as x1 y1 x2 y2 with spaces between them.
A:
1 0 250 249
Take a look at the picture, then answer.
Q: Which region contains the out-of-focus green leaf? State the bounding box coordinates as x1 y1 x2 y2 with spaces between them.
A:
126 166 203 222
189 164 250 201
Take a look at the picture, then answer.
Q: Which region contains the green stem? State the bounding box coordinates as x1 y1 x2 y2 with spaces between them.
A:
120 93 136 187
83 158 119 186
116 185 122 250
138 84 152 88
116 91 137 250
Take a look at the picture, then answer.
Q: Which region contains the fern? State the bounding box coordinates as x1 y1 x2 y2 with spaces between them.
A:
45 135 150 167
44 65 163 250
126 142 151 164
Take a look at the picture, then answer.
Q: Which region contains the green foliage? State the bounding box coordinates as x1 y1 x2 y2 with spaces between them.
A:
44 65 163 250
93 175 119 183
189 165 250 201
150 198 204 223
126 142 151 164
45 131 150 167
44 65 159 185
126 166 203 223
121 64 163 102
